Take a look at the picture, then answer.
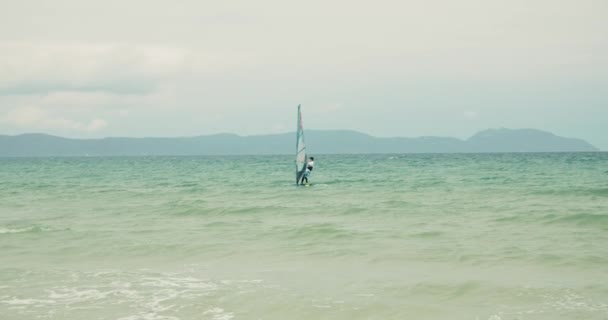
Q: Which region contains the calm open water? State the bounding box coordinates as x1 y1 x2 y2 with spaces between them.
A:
1 153 607 320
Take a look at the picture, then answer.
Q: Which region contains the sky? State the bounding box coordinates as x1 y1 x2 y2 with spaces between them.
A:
0 0 607 149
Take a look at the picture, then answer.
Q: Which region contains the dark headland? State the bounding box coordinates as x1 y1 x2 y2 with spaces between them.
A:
0 128 599 157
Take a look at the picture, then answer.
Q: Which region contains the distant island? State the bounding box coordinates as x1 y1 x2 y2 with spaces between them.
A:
0 128 599 157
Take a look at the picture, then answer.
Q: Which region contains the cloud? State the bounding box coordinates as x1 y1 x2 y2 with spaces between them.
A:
464 111 479 120
87 119 108 131
307 103 344 114
270 123 286 133
0 42 190 95
1 106 107 132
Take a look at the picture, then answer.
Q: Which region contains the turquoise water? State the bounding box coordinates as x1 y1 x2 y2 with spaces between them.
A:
1 153 607 320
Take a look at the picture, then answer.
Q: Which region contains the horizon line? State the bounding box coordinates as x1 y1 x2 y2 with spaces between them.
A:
0 127 578 141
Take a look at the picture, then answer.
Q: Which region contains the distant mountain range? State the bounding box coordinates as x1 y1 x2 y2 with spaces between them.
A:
0 128 599 157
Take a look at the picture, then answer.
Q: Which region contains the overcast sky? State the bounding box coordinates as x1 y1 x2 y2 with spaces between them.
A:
1 0 606 148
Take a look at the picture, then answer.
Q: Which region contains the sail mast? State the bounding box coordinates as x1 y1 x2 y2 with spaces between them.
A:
295 105 306 183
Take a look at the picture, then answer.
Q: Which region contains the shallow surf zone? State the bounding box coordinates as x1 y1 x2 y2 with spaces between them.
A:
1 153 607 319
2 266 607 320
0 268 243 320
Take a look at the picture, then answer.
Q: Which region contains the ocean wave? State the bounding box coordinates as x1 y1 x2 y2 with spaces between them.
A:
545 213 608 228
202 307 234 320
409 230 443 238
534 187 608 197
403 281 483 299
170 207 226 216
1 269 262 320
502 287 608 318
0 225 55 234
285 223 361 241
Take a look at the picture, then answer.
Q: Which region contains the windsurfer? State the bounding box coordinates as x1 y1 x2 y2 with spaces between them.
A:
300 157 315 184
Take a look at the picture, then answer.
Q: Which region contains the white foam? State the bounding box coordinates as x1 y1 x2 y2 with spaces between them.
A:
1 297 56 305
48 288 112 302
220 279 263 285
117 313 179 320
142 276 218 290
203 307 235 320
0 225 54 234
355 293 375 297
2 269 266 320
0 227 33 234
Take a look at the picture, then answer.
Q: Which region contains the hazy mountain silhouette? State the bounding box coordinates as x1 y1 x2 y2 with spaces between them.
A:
0 128 599 157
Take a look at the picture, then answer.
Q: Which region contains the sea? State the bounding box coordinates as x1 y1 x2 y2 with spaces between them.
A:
1 153 607 320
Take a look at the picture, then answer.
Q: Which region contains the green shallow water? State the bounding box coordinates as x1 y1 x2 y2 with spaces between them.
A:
1 153 607 319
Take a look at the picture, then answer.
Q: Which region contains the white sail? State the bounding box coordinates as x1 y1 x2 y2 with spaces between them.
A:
296 105 307 183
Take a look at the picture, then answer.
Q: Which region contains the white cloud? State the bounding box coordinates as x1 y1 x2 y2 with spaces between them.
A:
117 109 130 117
307 103 344 114
0 1 606 147
464 111 479 120
86 119 107 131
270 123 286 133
0 42 191 95
1 106 107 132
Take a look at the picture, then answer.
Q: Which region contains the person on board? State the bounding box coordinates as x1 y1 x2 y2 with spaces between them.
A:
300 156 315 185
